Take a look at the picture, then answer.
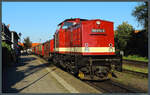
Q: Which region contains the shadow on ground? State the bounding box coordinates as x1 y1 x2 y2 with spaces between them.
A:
2 55 54 93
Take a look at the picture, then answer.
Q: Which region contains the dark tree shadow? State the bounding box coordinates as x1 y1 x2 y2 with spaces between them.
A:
2 55 55 93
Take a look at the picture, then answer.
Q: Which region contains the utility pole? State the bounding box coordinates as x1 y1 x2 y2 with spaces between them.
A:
39 38 42 43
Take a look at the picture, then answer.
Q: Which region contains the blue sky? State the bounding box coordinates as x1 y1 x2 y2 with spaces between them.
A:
2 2 142 43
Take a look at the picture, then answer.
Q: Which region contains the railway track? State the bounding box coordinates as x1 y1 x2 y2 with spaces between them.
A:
123 69 148 78
84 79 141 93
37 55 147 93
123 59 148 67
122 59 148 78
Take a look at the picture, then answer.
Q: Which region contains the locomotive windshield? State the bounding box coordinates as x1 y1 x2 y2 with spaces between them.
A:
62 22 73 29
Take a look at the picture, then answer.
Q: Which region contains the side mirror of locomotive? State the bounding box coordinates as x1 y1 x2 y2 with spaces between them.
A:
120 51 124 56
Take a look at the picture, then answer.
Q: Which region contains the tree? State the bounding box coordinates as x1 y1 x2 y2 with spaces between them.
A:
132 2 148 57
115 22 134 55
128 30 148 57
23 37 32 50
132 2 148 32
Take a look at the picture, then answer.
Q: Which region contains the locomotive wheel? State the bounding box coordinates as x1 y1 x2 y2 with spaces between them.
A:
59 60 65 68
70 67 78 75
53 57 61 67
90 74 94 79
66 62 78 75
52 58 57 64
66 62 71 72
89 66 94 79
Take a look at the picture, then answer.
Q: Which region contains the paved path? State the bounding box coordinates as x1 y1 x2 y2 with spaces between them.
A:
2 55 100 93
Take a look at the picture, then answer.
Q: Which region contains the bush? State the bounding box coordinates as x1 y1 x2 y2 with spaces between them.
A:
2 41 14 66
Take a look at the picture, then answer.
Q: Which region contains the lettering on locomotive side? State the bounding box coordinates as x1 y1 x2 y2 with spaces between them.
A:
92 29 105 32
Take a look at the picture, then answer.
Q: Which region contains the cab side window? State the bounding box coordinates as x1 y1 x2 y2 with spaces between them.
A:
62 22 73 29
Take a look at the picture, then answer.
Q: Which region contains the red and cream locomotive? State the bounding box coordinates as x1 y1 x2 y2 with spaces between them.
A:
32 18 122 80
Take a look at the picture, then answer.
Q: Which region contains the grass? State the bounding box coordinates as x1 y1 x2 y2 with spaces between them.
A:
123 55 148 62
123 64 148 74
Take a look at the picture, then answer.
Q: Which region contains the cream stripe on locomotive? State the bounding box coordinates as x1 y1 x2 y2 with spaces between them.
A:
55 47 115 53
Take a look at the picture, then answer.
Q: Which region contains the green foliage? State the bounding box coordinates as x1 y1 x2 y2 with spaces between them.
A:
2 41 14 66
127 30 148 57
2 41 11 52
131 2 148 57
23 37 32 49
123 55 148 62
132 2 148 32
115 2 148 62
115 22 134 53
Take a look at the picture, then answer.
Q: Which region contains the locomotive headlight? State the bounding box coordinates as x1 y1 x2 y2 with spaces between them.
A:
109 43 113 52
85 43 89 52
109 48 113 52
96 21 101 25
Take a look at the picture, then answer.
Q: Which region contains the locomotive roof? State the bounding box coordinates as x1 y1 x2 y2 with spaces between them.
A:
58 18 113 26
64 18 88 22
58 18 87 25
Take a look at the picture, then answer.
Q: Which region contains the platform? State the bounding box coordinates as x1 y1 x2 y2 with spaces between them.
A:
2 55 101 93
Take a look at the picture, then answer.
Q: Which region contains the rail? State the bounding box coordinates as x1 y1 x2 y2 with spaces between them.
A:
123 59 148 64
